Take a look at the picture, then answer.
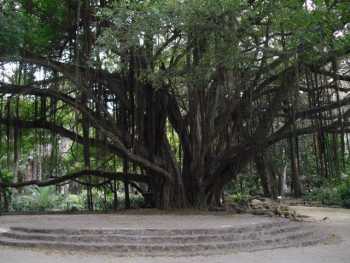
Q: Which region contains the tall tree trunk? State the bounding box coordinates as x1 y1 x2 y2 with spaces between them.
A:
123 158 130 209
288 135 302 197
82 113 93 211
254 152 271 197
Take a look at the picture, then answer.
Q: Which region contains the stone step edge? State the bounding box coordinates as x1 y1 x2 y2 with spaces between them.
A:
6 224 305 238
1 225 306 243
8 220 296 235
0 238 328 257
0 231 317 251
0 233 330 257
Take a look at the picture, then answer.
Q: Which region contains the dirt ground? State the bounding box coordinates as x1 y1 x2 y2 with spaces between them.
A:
0 212 272 230
0 206 349 263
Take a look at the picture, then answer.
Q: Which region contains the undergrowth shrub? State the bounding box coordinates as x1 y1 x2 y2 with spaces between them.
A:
305 177 350 208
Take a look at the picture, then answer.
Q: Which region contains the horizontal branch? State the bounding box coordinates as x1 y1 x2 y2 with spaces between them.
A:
0 170 150 188
267 121 350 145
310 67 350 82
0 117 117 153
0 81 125 140
295 96 350 120
0 117 173 182
0 56 121 88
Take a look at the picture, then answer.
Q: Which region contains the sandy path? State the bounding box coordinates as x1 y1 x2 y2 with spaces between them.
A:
0 207 349 263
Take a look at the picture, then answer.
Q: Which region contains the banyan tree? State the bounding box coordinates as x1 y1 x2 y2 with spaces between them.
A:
0 0 350 209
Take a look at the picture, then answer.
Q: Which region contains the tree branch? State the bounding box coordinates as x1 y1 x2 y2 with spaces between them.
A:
0 170 150 188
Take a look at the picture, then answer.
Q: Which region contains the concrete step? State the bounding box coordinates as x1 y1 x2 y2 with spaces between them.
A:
0 219 331 256
1 225 304 244
0 230 326 256
8 220 293 236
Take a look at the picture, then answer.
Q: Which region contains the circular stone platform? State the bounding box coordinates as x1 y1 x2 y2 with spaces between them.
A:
0 213 332 256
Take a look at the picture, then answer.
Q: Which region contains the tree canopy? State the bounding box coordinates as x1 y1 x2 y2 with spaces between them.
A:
0 0 350 209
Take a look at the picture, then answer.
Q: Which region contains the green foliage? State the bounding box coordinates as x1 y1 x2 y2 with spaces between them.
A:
226 192 250 205
61 194 85 211
86 190 145 210
225 172 261 197
338 178 350 208
31 186 58 210
305 177 350 208
0 169 13 211
9 186 145 212
121 194 145 209
0 169 14 184
0 0 71 55
1 0 350 210
0 10 25 54
11 186 62 211
305 186 342 206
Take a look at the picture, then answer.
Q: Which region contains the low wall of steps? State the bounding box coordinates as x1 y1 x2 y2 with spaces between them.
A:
0 218 332 256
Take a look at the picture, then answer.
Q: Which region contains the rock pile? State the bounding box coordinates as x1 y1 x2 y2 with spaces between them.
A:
225 198 304 221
